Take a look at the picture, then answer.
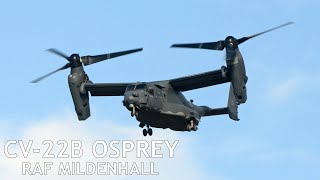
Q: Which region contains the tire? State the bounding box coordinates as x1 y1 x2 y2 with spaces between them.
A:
143 129 148 136
148 128 153 136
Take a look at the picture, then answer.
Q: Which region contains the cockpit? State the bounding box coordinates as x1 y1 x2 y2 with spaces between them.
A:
125 83 154 95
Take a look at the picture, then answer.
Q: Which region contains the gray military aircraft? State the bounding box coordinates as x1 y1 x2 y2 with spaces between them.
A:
31 22 292 136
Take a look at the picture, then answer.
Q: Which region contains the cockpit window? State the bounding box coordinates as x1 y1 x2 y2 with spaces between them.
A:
125 84 135 92
135 84 146 90
147 87 154 95
126 83 148 92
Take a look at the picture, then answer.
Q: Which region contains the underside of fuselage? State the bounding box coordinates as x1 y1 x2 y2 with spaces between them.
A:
135 107 196 131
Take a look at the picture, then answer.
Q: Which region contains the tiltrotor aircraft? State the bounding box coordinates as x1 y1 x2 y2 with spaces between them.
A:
32 22 292 136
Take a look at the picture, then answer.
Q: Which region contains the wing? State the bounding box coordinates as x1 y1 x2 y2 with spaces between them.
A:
84 83 130 96
169 69 230 92
84 69 229 96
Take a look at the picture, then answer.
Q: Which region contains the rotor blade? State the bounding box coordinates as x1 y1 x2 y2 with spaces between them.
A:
171 41 225 50
30 63 71 83
237 22 293 44
47 48 70 61
81 48 143 66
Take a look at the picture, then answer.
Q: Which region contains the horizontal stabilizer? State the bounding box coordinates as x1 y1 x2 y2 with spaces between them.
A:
202 106 238 120
203 107 228 116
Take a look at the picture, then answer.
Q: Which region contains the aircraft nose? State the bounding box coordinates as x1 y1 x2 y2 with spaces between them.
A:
123 90 141 106
123 90 147 109
123 94 137 106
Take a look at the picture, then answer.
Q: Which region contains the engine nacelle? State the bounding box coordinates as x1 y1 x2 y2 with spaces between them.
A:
226 49 247 104
68 66 90 120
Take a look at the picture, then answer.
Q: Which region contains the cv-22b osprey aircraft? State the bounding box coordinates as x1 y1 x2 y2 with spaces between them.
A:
32 22 292 136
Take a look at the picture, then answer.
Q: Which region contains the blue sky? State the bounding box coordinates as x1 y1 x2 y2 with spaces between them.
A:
0 0 319 179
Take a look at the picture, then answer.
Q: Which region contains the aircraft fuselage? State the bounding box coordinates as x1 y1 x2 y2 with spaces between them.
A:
123 82 205 131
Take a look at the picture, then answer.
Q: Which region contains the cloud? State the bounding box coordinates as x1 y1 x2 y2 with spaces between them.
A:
198 135 318 166
267 75 305 102
0 112 223 180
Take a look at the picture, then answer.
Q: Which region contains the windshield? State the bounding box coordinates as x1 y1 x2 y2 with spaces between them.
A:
135 83 146 90
125 84 135 92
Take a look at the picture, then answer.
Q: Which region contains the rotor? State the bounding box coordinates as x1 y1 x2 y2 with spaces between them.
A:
31 48 143 83
171 22 293 51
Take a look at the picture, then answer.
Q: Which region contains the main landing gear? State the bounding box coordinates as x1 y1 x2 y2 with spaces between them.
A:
140 123 153 136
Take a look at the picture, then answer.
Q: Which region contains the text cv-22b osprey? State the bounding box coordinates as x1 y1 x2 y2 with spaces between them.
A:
31 22 292 136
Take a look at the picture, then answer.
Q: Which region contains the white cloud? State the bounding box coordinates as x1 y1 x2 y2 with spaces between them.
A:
0 112 224 180
198 135 318 166
267 75 305 102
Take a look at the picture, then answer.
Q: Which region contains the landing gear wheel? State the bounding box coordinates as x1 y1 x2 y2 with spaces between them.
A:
131 111 134 117
148 128 153 136
143 129 148 136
